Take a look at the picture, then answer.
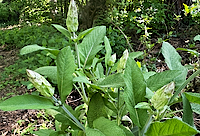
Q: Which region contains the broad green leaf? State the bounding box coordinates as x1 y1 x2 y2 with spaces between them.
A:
57 46 75 102
78 26 106 68
35 66 57 84
161 42 188 87
94 63 105 79
123 57 148 128
104 36 112 69
73 76 91 84
76 28 94 42
87 93 107 128
145 118 198 136
184 92 200 104
93 117 126 136
191 103 200 114
147 70 180 92
129 51 143 59
20 44 59 56
194 35 200 41
86 127 105 136
52 24 71 39
97 73 125 88
176 48 199 57
0 95 56 111
20 44 46 55
182 93 194 127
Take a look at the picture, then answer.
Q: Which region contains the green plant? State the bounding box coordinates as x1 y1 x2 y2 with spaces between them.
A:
183 1 200 24
0 1 200 136
0 2 20 26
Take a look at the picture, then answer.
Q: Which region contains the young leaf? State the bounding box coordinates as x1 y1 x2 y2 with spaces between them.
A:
97 73 125 88
161 42 188 87
184 92 200 104
76 28 94 42
94 63 105 79
104 36 112 68
145 118 198 136
0 95 57 111
57 46 75 102
123 57 148 128
52 24 71 39
93 117 126 136
147 70 180 92
87 93 107 128
35 66 57 84
78 26 106 68
182 93 194 127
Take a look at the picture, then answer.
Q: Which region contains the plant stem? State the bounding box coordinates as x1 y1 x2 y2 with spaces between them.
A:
80 82 89 104
75 42 81 68
73 32 88 104
117 89 121 126
51 96 85 131
106 67 111 76
141 115 153 136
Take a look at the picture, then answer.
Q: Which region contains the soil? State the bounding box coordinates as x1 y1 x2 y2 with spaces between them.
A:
0 35 200 135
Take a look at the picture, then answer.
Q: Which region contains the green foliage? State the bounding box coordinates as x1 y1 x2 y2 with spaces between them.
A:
145 118 198 136
92 117 126 136
0 95 56 111
0 2 19 26
183 1 200 24
87 93 107 128
161 42 188 87
0 25 68 89
0 1 200 135
57 46 75 103
0 25 68 49
123 57 148 129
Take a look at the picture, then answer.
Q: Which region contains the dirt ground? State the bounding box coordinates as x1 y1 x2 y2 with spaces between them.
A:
0 37 200 135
